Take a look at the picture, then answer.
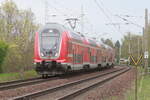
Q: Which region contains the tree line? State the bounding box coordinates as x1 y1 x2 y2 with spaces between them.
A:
0 0 38 73
101 33 143 65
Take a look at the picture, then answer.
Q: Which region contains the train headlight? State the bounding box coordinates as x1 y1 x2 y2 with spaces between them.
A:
55 53 58 56
41 53 44 57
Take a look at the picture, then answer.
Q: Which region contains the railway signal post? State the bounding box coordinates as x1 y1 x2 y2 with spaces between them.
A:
144 9 149 74
130 54 143 100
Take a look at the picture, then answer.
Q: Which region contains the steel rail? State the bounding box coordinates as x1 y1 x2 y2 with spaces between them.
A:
0 76 57 91
58 67 130 100
12 67 128 100
0 77 41 86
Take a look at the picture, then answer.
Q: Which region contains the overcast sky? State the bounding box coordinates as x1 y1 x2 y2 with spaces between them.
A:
1 0 149 42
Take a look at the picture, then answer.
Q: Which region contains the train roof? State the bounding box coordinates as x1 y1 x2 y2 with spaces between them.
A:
69 32 83 43
40 23 114 49
87 39 98 47
96 40 114 49
39 23 67 32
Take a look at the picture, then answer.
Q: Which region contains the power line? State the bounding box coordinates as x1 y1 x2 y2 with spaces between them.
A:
44 0 71 23
94 0 123 34
81 5 84 33
98 0 114 16
65 18 79 30
53 0 80 17
45 0 48 24
115 15 143 28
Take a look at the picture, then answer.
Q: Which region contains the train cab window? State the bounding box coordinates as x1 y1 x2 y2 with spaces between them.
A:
41 29 60 49
40 29 60 57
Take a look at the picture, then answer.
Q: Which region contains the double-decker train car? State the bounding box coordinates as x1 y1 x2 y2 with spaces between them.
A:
34 23 115 77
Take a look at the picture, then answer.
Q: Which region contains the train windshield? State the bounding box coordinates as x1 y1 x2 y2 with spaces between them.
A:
40 29 60 57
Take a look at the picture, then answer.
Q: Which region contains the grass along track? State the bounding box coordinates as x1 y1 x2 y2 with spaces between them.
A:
0 77 41 86
0 70 38 83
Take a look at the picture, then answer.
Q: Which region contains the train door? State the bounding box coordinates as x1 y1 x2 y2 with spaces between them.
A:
80 46 84 64
68 41 73 64
72 44 75 70
96 50 99 64
88 47 91 64
99 49 102 64
72 44 79 70
102 48 106 67
83 47 88 65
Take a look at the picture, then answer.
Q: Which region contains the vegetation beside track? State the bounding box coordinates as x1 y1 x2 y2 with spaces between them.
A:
124 67 150 100
125 74 150 100
104 67 150 100
0 0 38 73
0 70 38 82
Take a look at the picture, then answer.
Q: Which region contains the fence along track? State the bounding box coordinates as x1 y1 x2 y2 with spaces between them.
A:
13 67 130 100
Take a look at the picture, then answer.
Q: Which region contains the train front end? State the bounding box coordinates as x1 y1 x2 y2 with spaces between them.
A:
34 23 67 77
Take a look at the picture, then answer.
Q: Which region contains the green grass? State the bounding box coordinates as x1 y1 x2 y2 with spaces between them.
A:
0 70 38 82
106 67 150 100
138 75 150 100
125 68 150 100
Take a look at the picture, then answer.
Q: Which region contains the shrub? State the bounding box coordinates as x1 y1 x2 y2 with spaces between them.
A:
0 41 8 73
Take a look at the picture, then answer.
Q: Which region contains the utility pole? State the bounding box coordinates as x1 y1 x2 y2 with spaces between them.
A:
81 5 84 33
119 45 121 65
142 28 144 55
144 8 148 74
128 32 131 54
142 27 145 67
138 37 140 58
45 0 48 24
128 32 131 65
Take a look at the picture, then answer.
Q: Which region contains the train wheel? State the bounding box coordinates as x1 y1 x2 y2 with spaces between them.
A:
106 64 109 69
111 64 114 68
83 65 90 71
98 64 101 71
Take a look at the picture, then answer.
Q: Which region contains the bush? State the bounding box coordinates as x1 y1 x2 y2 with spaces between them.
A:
0 41 8 73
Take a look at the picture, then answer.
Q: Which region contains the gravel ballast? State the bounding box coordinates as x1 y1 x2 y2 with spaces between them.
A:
73 67 135 100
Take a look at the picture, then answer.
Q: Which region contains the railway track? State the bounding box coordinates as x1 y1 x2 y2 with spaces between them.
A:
0 76 58 91
0 68 117 92
0 77 41 86
12 67 130 100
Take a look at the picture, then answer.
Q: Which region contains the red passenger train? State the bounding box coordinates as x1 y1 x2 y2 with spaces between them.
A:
34 23 115 77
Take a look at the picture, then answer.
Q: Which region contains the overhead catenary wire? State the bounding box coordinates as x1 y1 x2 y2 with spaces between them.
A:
52 0 80 17
97 0 143 35
44 0 87 30
94 0 123 35
44 0 73 24
45 0 91 33
98 0 114 16
115 15 143 28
